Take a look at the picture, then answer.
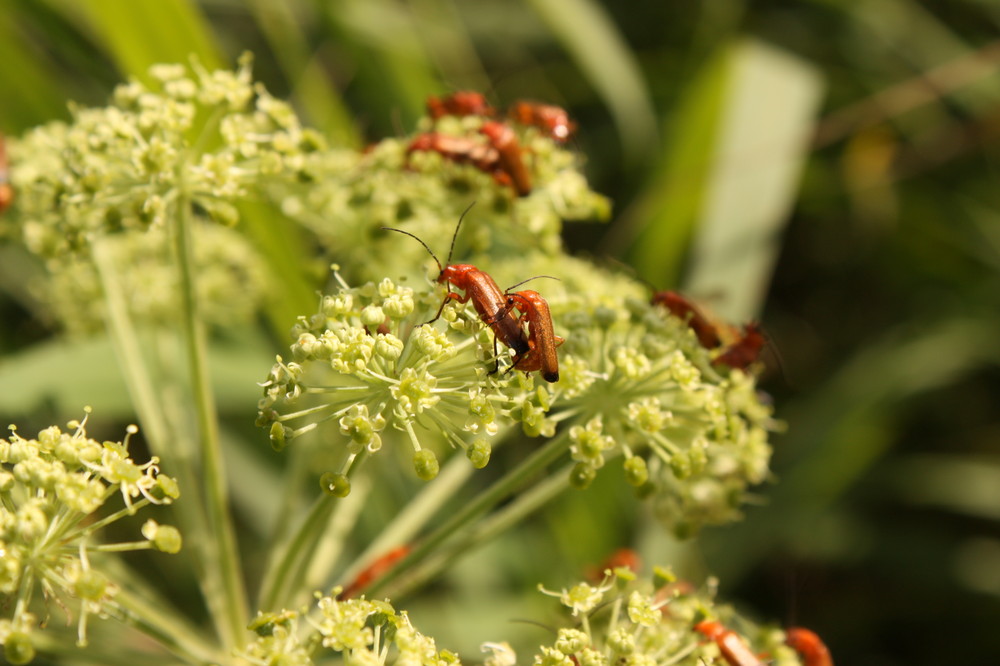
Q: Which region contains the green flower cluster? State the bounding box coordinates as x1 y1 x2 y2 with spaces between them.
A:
244 595 459 666
267 112 611 286
522 567 803 666
0 410 181 662
4 55 321 333
9 54 322 258
251 91 775 536
257 274 532 488
258 249 775 535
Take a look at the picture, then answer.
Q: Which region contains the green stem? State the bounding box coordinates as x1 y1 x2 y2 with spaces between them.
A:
257 449 369 611
257 493 335 611
396 461 572 597
335 451 473 586
367 428 573 596
173 189 248 648
93 237 222 642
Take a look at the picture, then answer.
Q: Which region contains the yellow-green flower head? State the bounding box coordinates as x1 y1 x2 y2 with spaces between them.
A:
267 109 610 287
0 411 181 652
516 567 807 666
258 247 776 534
257 274 549 487
243 596 460 666
39 222 269 335
6 53 322 259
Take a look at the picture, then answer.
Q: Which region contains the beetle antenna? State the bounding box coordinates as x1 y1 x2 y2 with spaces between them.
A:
446 201 477 265
503 275 561 292
381 227 443 274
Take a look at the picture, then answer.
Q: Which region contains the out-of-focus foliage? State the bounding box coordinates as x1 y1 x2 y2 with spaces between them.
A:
0 1 998 664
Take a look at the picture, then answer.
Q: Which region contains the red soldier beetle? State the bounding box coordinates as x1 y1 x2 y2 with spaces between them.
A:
427 91 495 119
381 209 531 371
785 627 833 666
711 322 766 371
406 132 514 191
586 547 641 582
479 121 532 197
508 101 577 143
651 290 723 349
0 133 12 214
694 620 764 666
490 278 563 382
338 545 411 600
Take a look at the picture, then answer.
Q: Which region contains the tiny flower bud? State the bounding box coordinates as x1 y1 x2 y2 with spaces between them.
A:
467 439 491 469
269 422 290 451
623 457 648 487
320 472 351 497
360 305 386 328
413 449 439 481
152 474 181 501
569 462 596 489
4 632 35 665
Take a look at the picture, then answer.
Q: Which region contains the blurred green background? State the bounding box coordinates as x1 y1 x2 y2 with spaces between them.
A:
2 1 1000 664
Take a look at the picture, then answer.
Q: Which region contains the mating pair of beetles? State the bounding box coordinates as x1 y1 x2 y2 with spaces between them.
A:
384 210 562 383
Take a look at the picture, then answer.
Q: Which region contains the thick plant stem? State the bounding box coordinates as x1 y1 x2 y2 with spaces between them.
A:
173 191 248 649
367 428 572 597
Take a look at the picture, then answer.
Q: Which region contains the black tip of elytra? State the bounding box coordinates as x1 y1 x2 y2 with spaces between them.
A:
543 371 559 383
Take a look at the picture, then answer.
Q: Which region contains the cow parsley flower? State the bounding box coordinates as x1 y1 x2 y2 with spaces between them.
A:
243 595 460 666
0 410 181 658
517 568 805 666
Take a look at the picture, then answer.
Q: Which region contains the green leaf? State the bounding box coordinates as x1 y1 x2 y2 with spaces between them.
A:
630 39 823 322
0 331 273 419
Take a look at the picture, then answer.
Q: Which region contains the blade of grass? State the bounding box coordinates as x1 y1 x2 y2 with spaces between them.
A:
245 0 360 146
624 45 732 289
525 0 658 163
682 40 822 321
69 0 224 78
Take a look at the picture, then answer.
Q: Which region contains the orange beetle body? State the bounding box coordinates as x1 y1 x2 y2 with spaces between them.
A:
712 322 765 370
651 290 723 349
785 627 833 666
427 91 495 119
479 121 532 197
383 214 531 365
499 289 563 382
339 545 411 600
407 132 513 189
0 133 12 214
694 620 764 666
435 264 530 359
508 101 577 143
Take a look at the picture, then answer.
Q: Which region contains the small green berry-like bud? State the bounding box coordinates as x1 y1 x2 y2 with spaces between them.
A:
269 421 289 451
467 439 491 469
142 519 183 553
153 525 182 554
4 632 35 665
152 474 181 501
320 472 351 497
623 457 648 487
670 452 691 479
569 462 596 489
413 449 440 481
652 565 676 587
